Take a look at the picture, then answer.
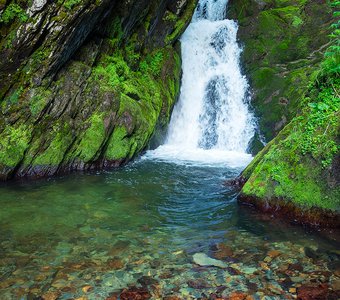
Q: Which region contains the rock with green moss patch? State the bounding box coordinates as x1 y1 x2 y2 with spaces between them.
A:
0 0 194 179
228 0 334 142
239 74 340 226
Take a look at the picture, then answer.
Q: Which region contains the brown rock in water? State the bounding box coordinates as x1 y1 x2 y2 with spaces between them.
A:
107 258 125 270
82 285 93 293
227 266 242 275
214 243 234 260
226 292 253 300
267 250 281 258
297 284 339 300
187 279 210 289
288 263 304 272
42 291 60 300
119 287 151 300
330 278 340 291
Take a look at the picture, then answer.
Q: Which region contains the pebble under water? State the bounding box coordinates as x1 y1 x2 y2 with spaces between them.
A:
0 160 339 299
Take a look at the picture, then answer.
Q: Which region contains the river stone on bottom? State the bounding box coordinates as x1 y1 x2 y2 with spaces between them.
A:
193 253 228 268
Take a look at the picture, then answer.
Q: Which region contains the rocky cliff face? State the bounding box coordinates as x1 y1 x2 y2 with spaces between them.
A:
0 0 197 179
228 0 339 225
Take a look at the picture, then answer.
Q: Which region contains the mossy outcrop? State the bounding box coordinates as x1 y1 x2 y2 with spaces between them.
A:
228 0 334 141
239 74 339 226
229 0 340 226
0 0 197 179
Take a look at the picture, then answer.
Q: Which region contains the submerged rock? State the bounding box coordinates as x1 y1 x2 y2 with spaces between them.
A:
193 253 228 268
297 284 339 300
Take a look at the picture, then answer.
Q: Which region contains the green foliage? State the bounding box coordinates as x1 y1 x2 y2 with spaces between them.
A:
92 55 128 89
322 1 340 74
241 75 340 211
0 3 28 24
299 78 340 167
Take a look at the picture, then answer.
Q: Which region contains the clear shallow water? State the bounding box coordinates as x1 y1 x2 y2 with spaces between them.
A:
0 160 339 299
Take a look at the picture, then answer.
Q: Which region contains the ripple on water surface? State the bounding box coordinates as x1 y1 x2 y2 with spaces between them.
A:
0 160 339 299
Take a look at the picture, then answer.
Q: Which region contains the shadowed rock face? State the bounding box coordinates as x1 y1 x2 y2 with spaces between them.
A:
0 0 198 179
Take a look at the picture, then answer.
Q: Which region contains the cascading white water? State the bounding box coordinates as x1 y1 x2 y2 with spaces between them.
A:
144 0 256 167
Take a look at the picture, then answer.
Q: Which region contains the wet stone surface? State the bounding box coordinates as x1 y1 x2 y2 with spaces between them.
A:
0 161 339 299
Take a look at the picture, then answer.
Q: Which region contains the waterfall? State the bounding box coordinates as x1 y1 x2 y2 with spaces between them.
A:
144 0 256 167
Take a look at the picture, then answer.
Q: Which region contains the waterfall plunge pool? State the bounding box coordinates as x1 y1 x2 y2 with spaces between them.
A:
0 0 339 299
0 160 339 299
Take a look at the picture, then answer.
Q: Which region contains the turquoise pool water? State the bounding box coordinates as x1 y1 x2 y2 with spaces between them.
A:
0 160 339 299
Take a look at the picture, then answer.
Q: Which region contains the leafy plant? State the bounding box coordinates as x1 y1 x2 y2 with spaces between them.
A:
322 0 340 74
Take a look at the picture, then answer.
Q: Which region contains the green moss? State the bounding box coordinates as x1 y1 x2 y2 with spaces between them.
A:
87 39 181 163
63 0 82 10
11 88 23 104
139 51 164 76
106 126 130 160
4 30 17 49
230 0 333 141
75 113 106 162
292 15 303 27
0 3 28 24
0 124 31 167
0 0 188 178
29 93 48 117
32 124 73 166
241 75 340 211
165 0 197 44
163 11 177 22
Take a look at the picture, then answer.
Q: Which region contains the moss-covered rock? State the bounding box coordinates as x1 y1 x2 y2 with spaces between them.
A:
239 73 340 226
0 0 197 179
229 0 340 225
228 0 334 141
